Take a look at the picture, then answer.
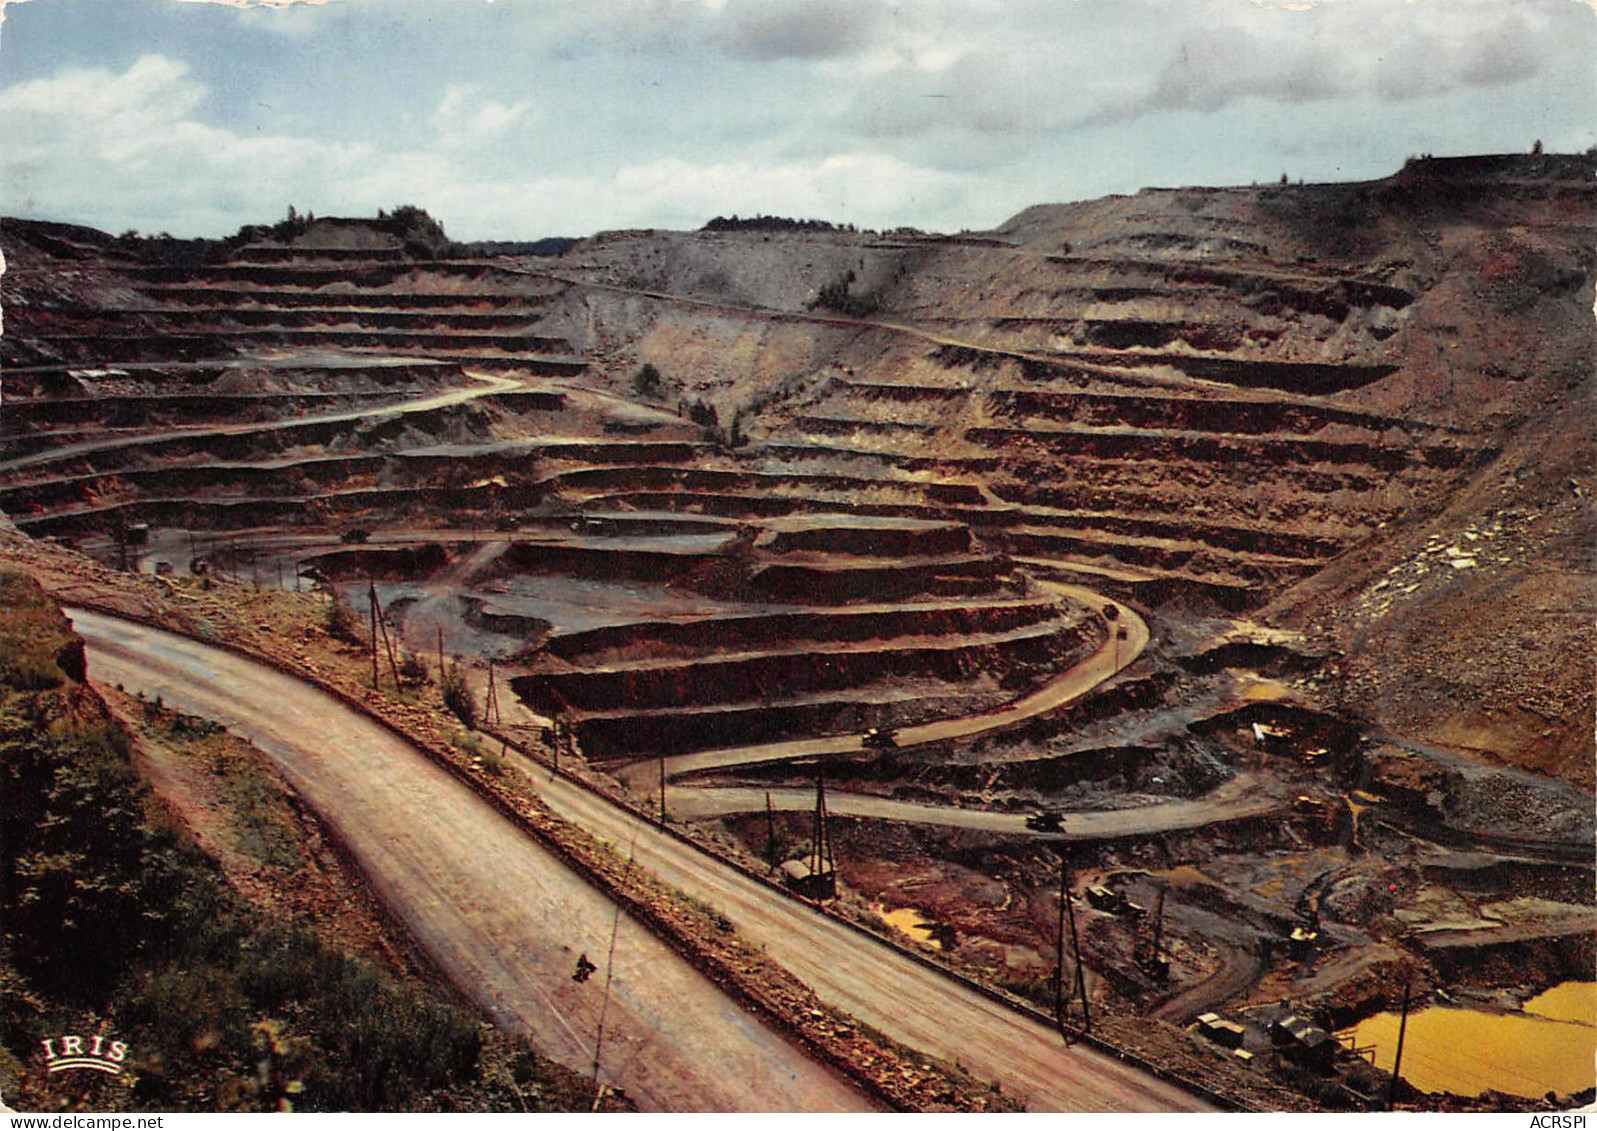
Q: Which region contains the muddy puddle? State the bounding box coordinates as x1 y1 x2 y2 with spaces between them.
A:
878 905 938 946
1351 981 1596 1098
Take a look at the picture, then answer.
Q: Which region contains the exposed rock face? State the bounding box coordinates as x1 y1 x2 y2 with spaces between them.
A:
2 153 1592 781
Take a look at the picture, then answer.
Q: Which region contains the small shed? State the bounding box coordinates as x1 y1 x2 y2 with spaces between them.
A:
779 859 836 901
1271 1014 1335 1071
1196 1012 1246 1050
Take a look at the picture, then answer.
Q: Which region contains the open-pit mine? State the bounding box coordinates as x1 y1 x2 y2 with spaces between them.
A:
3 153 1593 1111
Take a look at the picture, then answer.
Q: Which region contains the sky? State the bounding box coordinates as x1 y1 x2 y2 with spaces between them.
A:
0 0 1593 240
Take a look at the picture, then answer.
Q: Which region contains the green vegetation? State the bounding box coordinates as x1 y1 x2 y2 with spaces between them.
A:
633 362 664 398
323 595 365 647
809 269 879 318
0 571 613 1111
439 661 477 730
700 214 855 234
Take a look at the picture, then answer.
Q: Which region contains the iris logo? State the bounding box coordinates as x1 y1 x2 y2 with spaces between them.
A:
40 1034 129 1076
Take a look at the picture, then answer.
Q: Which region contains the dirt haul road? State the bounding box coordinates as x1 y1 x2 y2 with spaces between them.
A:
0 368 520 473
630 584 1149 787
72 610 876 1114
72 610 1207 1113
666 772 1279 837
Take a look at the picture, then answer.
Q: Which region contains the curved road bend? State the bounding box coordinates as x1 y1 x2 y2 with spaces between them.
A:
627 583 1149 787
75 610 1209 1112
72 610 874 1114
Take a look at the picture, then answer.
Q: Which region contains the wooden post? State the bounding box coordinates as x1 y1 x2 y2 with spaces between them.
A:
437 624 446 682
485 662 501 725
1055 853 1067 1029
372 583 402 692
1386 980 1412 1111
1064 854 1090 1032
367 583 380 688
658 756 667 827
765 791 778 870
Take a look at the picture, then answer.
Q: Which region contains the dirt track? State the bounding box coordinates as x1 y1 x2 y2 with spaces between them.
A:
667 773 1279 838
0 367 518 473
73 610 876 1114
73 609 1209 1112
629 584 1147 787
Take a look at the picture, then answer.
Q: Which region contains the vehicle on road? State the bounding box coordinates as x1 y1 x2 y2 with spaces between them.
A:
862 727 898 749
1025 809 1064 831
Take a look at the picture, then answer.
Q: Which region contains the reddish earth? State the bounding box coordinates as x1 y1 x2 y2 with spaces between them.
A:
3 153 1593 1110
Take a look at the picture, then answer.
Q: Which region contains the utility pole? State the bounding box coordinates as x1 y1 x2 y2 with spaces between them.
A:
485 661 502 725
1063 853 1090 1033
1152 886 1166 966
1386 980 1412 1111
1054 854 1067 1030
437 624 446 682
658 755 667 827
765 791 778 870
368 582 380 688
371 582 401 692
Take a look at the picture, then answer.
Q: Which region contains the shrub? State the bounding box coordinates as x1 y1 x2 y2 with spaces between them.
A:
323 597 365 646
440 663 476 729
633 363 663 397
398 650 429 687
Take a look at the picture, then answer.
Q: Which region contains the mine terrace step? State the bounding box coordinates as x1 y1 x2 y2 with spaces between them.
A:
570 689 1000 761
136 286 553 310
0 399 510 477
228 246 411 263
16 481 522 535
1047 350 1401 395
749 552 1013 603
512 618 1086 714
542 463 986 506
788 415 944 436
960 505 1354 560
964 424 1478 471
1040 253 1414 308
500 539 728 582
541 596 1063 664
997 527 1322 585
1 390 427 434
990 453 1389 499
564 490 967 526
761 517 972 558
118 306 550 331
982 387 1468 441
0 453 389 510
986 480 1371 532
120 259 539 287
394 438 710 466
534 607 1061 674
19 330 576 360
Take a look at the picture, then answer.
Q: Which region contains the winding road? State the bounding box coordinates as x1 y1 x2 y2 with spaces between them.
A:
622 583 1148 789
73 609 874 1114
73 608 1210 1112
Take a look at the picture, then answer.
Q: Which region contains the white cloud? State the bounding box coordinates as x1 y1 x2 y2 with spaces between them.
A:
0 54 979 238
429 84 533 147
